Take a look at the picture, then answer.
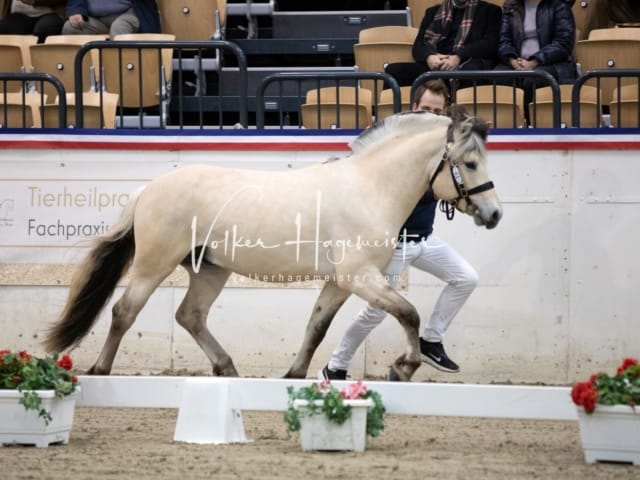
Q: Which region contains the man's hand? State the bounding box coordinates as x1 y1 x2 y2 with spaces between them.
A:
441 54 461 71
68 14 85 29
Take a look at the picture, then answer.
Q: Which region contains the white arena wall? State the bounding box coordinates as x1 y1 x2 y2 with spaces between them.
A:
1 129 638 385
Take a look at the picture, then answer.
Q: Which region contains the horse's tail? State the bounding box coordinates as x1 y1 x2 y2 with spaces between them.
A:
43 187 144 353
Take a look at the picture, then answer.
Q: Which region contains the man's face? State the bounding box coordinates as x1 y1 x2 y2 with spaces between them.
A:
412 89 446 115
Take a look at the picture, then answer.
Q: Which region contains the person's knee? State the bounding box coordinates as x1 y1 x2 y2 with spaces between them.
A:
456 267 479 292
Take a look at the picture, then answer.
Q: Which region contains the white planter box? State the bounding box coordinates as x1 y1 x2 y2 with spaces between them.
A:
293 398 373 452
0 389 79 448
577 404 640 465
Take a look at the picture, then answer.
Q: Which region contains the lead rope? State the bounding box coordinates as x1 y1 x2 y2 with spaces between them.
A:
439 199 456 220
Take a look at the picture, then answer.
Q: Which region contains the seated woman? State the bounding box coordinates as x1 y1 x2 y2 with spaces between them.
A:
0 0 66 43
62 0 160 38
385 0 503 87
494 0 577 118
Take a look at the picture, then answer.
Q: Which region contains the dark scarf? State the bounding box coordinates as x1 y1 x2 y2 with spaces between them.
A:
423 0 479 52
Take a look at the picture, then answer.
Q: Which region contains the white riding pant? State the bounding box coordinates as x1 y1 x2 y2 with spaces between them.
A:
328 234 478 371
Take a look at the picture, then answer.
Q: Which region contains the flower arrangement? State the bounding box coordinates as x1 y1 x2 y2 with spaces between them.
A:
0 349 79 424
571 357 640 413
284 380 385 437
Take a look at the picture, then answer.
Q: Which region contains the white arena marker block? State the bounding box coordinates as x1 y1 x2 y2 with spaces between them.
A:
173 378 247 444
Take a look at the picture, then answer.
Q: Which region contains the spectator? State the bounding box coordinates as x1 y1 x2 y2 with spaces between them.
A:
62 0 160 38
385 0 502 87
0 0 65 43
494 0 577 120
320 79 480 381
579 0 640 40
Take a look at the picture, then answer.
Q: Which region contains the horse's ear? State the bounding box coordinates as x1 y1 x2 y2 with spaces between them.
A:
472 117 490 142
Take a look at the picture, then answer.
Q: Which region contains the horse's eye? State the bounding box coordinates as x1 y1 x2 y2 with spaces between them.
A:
465 162 477 171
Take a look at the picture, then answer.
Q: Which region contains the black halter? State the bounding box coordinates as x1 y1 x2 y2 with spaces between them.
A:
429 145 495 220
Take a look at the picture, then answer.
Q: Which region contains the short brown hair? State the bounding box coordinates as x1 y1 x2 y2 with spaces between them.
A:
411 79 450 106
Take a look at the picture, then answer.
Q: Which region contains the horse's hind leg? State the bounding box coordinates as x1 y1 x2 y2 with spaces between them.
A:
284 281 351 378
88 276 168 374
176 262 237 376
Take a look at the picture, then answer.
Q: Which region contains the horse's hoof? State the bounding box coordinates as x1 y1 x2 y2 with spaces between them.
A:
387 367 402 382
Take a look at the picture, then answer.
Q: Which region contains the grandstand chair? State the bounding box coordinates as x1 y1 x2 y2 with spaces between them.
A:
528 84 601 128
353 26 418 97
156 0 227 96
29 43 96 103
572 0 592 40
0 45 28 93
45 35 109 85
455 85 526 128
574 37 640 105
0 34 37 72
587 27 640 40
0 92 47 128
157 0 226 40
376 86 412 121
609 84 640 128
99 33 175 128
40 92 119 129
301 86 373 129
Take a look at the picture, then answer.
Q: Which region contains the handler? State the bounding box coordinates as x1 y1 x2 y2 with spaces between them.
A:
320 78 479 380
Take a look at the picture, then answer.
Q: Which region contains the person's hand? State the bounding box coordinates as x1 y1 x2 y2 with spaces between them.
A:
441 54 461 71
509 57 523 70
68 14 85 29
426 54 446 70
519 58 539 70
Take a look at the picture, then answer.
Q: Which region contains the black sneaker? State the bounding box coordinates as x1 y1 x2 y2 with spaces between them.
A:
318 364 347 381
419 338 460 373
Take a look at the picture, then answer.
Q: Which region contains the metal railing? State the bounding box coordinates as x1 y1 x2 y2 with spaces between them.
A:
573 68 640 128
413 70 561 128
0 73 66 128
255 71 400 129
75 40 248 129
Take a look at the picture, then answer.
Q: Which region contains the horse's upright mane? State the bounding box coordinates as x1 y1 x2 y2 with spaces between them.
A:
349 111 452 155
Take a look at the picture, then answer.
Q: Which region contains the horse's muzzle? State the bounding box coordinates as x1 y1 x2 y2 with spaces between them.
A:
474 207 502 229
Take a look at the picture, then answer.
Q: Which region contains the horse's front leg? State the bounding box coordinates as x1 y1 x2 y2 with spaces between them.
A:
347 266 422 381
284 281 351 378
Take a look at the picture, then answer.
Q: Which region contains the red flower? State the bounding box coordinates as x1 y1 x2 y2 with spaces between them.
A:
11 374 22 385
71 375 79 384
57 354 73 371
18 350 32 362
571 381 598 413
617 358 638 375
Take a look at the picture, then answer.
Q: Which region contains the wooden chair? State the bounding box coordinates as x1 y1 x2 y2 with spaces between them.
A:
588 27 640 40
455 85 526 128
98 34 175 127
406 0 439 28
44 35 110 92
301 87 373 129
575 38 640 105
353 26 418 96
40 92 120 128
0 45 28 93
156 0 227 96
0 35 38 72
0 92 47 128
29 43 96 103
157 0 227 40
376 86 412 121
609 84 640 128
528 85 601 128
